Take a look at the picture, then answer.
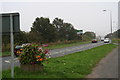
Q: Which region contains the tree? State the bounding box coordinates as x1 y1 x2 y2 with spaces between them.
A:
62 23 77 40
83 31 96 40
53 18 77 41
53 18 64 31
31 17 57 43
53 18 64 41
27 31 42 43
14 31 29 44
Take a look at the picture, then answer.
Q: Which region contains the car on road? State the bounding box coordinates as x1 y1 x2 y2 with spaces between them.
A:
14 43 30 57
14 45 23 57
104 38 110 43
101 38 104 41
22 43 31 47
92 39 97 43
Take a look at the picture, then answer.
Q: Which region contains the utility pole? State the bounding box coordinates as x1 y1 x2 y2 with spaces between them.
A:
103 10 113 40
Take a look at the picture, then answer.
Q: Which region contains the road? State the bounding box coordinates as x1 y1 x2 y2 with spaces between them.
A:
86 46 119 78
1 41 105 70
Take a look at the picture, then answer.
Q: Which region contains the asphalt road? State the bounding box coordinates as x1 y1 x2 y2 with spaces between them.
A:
86 46 119 78
1 41 105 70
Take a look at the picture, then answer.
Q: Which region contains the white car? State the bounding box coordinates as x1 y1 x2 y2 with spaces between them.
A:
21 43 31 47
104 38 110 43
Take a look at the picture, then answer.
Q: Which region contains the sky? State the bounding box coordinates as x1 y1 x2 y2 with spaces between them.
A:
0 0 119 37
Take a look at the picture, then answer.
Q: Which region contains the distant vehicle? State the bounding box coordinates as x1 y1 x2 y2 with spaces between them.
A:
92 39 97 43
14 43 31 57
14 45 23 57
101 38 104 41
21 43 31 47
104 38 110 43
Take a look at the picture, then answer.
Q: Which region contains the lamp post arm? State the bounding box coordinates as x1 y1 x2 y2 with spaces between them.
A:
110 10 112 34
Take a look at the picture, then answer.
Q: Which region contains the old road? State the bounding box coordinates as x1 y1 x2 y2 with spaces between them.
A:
86 44 119 78
1 41 108 70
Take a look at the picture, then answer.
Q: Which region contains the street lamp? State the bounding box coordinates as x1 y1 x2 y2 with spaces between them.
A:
103 9 113 39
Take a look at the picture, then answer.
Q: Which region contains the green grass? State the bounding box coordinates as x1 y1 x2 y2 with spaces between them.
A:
2 44 117 78
112 38 120 43
0 51 11 57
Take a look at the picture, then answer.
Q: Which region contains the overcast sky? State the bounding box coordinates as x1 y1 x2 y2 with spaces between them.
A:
0 1 119 37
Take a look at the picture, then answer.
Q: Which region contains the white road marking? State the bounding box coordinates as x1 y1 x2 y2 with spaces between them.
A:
5 60 10 63
4 58 19 63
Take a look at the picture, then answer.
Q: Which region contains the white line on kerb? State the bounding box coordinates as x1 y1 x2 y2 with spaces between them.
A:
4 58 18 63
5 60 10 63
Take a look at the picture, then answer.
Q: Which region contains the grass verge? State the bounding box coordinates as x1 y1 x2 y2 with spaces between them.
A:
0 52 11 57
2 44 117 78
112 38 120 43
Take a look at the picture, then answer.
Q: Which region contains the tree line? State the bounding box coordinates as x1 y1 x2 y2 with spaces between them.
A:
3 17 79 44
2 17 96 52
105 29 120 39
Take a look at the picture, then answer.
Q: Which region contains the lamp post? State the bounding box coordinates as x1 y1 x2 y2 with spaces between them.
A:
103 10 113 39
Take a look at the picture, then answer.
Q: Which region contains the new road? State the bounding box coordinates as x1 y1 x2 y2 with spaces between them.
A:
1 41 106 70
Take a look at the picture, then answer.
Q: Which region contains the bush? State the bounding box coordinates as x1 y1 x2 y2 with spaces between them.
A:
19 44 50 65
